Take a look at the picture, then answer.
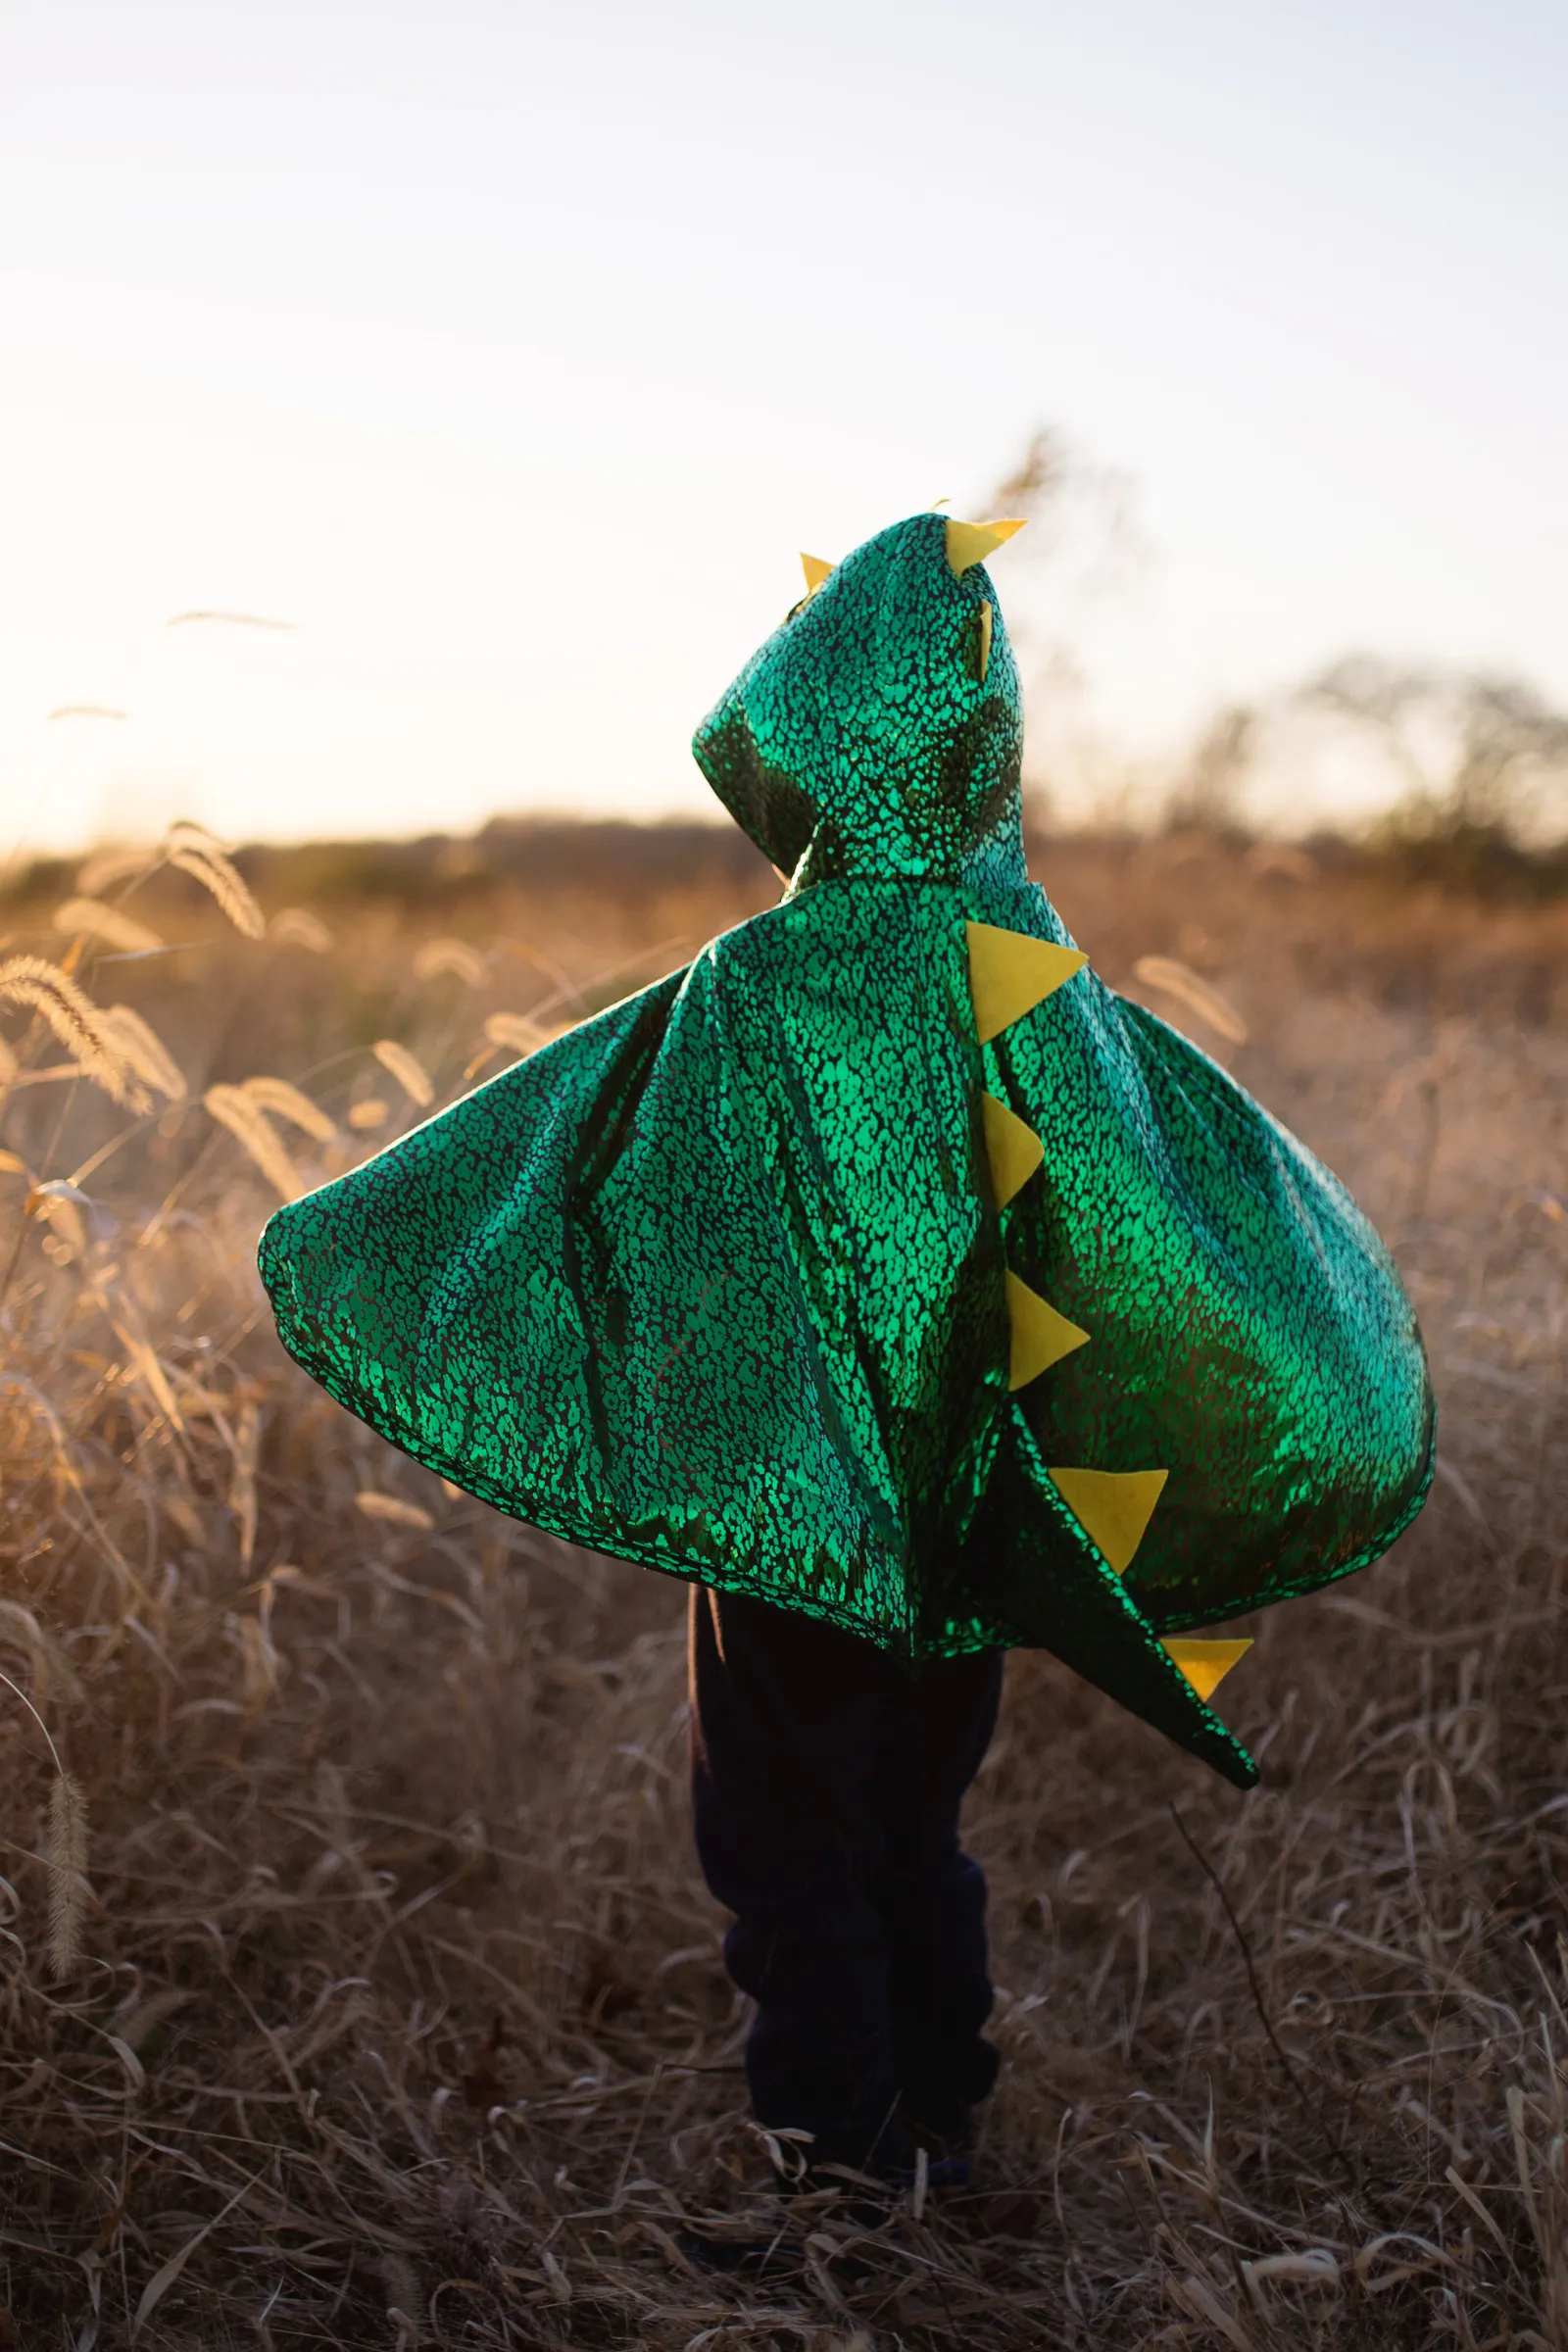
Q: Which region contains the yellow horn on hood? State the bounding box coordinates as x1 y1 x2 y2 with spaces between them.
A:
945 516 1027 575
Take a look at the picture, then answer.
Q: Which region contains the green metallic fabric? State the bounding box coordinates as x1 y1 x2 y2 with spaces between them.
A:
259 514 1434 1789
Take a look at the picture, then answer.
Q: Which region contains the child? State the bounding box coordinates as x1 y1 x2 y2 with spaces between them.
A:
259 510 1434 2181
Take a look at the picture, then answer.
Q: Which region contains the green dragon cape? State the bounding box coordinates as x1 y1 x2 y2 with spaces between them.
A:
259 511 1434 1789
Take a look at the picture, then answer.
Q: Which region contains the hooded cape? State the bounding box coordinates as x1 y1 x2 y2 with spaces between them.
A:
259 512 1434 1788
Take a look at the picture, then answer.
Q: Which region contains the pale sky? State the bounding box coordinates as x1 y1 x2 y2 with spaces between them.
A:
3 0 1565 855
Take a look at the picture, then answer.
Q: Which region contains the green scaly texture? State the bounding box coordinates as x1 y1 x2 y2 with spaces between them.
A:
259 513 1435 1788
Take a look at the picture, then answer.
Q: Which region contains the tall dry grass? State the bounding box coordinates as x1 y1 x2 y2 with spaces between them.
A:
0 824 1565 2349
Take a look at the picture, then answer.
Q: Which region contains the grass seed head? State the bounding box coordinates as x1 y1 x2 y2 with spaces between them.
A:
372 1039 434 1106
74 844 157 897
482 1010 549 1056
52 899 165 955
239 1075 335 1142
414 937 486 985
161 821 266 938
204 1084 302 1200
268 906 334 952
0 955 151 1109
97 1004 186 1101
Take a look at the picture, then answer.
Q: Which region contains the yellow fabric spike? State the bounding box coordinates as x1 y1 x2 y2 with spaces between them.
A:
1005 1271 1089 1390
1160 1637 1252 1703
980 1093 1044 1207
945 515 1027 575
799 553 834 598
1048 1465 1168 1576
966 922 1088 1044
976 600 993 684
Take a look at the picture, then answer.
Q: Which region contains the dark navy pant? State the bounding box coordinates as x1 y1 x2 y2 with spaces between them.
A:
688 1585 1004 2170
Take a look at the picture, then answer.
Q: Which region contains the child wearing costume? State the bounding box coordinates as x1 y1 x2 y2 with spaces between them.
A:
259 511 1434 2180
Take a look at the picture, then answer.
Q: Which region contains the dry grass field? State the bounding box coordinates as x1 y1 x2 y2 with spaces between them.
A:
1 820 1565 2350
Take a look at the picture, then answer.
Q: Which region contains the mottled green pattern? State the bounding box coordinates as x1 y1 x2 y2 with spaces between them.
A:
697 513 1027 893
259 514 1434 1788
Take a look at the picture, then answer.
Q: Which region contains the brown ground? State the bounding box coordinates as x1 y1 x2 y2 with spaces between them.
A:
1 824 1565 2348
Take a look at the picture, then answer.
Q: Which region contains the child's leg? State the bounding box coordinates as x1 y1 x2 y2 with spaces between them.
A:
869 1650 1004 2147
687 1584 903 2170
688 1586 1004 2174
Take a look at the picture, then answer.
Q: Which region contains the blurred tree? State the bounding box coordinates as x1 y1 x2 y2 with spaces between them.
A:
987 428 1147 631
1298 658 1568 869
990 427 1073 516
1162 702 1257 838
984 428 1149 825
982 436 1568 879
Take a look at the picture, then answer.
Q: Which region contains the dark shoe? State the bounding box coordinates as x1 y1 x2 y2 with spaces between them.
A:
901 2103 977 2183
678 2164 898 2277
889 2147 972 2193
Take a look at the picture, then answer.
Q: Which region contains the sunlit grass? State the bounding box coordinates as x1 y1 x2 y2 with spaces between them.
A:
0 824 1565 2346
